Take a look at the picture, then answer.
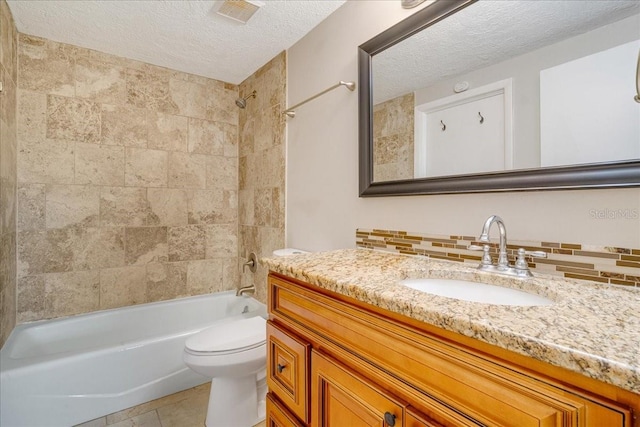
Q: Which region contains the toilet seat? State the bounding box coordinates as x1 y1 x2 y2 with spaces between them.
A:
185 316 266 356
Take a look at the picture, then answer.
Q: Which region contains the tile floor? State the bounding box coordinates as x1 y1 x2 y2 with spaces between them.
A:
75 383 266 427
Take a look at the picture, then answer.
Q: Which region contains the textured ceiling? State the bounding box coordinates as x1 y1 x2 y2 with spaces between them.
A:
6 0 346 85
373 1 640 104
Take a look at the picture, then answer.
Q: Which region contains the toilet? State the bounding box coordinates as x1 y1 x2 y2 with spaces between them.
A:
183 316 267 427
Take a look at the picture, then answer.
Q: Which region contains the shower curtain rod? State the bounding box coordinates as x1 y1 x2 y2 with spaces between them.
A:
284 80 356 118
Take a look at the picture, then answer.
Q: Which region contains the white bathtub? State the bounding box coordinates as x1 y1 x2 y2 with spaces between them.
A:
0 291 266 427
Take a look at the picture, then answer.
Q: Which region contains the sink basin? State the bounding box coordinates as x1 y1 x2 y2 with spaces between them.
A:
399 278 553 306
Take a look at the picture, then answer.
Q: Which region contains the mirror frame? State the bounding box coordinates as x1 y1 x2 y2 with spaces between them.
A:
358 0 640 197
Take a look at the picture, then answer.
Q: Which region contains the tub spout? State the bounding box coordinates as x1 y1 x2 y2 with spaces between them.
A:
236 284 256 297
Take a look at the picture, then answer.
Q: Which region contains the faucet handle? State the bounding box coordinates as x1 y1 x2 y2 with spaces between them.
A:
469 244 492 266
521 249 547 259
515 248 547 270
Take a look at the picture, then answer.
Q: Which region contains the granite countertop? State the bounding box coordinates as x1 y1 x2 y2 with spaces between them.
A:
261 248 640 394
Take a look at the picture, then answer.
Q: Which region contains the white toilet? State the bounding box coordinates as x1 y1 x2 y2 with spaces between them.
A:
183 316 267 427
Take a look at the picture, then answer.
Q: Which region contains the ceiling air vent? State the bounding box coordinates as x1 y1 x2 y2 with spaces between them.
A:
215 0 264 24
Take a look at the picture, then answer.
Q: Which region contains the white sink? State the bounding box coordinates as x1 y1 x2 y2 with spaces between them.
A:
399 278 553 306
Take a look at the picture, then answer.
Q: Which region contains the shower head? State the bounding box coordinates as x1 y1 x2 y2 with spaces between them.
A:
235 90 257 109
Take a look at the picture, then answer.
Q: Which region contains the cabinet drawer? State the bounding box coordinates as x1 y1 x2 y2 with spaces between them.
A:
266 393 305 427
269 274 632 427
267 321 310 423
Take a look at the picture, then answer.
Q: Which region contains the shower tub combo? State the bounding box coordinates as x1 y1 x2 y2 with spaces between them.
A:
0 291 266 427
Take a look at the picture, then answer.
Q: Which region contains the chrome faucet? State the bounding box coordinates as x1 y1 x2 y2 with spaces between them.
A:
470 215 547 278
478 215 509 270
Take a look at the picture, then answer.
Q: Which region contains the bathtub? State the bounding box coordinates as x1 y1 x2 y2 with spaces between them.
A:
0 291 266 427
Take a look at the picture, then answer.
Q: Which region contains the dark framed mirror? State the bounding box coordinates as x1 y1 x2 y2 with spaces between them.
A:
358 0 640 196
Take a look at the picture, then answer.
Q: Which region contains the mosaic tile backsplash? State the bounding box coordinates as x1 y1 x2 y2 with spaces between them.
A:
357 228 640 288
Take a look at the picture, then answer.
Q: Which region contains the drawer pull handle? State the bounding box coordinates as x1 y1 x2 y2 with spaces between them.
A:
277 364 287 373
384 412 396 426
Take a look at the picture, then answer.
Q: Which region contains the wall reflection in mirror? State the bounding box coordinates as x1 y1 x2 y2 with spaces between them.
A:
371 1 640 183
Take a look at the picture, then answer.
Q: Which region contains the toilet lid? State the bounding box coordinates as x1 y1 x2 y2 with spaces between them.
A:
185 316 266 353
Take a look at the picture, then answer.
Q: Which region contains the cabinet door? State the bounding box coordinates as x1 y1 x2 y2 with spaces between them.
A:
311 351 403 427
267 321 310 423
266 393 305 427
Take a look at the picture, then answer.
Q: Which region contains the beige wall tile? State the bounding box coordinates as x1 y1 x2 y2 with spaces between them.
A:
1 0 18 83
0 177 16 234
17 89 47 143
238 189 254 226
186 189 217 225
146 261 187 302
99 266 147 310
89 49 144 71
126 68 178 114
75 56 126 105
125 226 168 265
100 187 150 226
147 112 187 152
18 138 75 184
17 34 75 96
75 142 125 186
17 183 45 230
205 224 237 258
222 122 238 158
187 118 224 155
168 225 206 261
187 259 224 295
169 78 207 119
16 275 45 322
101 104 148 148
46 184 100 228
207 156 237 190
45 270 100 318
168 152 207 188
46 95 101 143
223 257 239 291
73 227 125 270
147 188 188 226
125 147 168 187
206 84 238 125
17 229 73 276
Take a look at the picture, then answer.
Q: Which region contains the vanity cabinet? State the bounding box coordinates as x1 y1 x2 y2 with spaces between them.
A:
266 272 637 427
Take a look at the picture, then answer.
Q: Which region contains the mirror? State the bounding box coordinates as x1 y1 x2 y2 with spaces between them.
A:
359 0 640 196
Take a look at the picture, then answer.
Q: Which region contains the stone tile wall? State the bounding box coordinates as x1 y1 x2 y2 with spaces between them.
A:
16 34 241 322
373 92 414 182
0 0 18 346
238 52 286 303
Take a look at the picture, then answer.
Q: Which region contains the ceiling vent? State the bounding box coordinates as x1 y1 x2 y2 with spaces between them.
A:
215 0 264 24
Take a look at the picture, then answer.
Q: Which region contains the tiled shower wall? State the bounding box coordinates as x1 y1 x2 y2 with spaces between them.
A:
373 92 414 182
0 0 18 346
15 34 241 322
238 53 286 304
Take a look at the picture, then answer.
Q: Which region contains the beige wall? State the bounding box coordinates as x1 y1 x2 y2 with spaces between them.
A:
0 0 18 346
238 53 286 303
15 34 241 322
286 0 640 252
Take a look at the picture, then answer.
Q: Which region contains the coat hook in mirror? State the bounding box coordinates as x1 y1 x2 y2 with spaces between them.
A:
478 112 484 124
440 120 446 131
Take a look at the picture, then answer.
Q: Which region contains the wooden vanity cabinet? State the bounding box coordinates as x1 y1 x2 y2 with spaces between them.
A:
266 273 638 427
